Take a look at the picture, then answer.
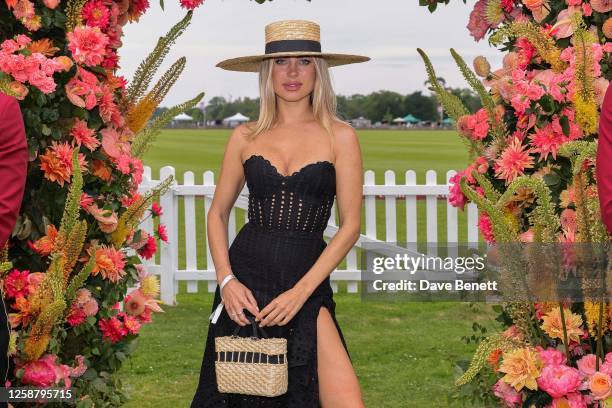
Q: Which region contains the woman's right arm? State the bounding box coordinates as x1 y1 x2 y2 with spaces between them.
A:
207 124 259 325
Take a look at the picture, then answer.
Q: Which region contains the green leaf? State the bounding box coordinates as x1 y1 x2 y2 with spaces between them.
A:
92 378 108 393
159 0 164 9
41 124 52 136
81 367 98 380
560 115 570 137
539 94 555 114
543 173 560 187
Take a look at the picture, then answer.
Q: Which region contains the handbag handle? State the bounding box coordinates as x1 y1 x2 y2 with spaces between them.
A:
232 315 269 339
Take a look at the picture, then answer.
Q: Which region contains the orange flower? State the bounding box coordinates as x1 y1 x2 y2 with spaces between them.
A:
30 224 58 256
8 81 28 100
590 372 612 400
499 347 542 391
487 348 503 371
88 245 126 283
8 296 31 329
603 18 612 39
39 150 71 187
54 56 73 72
541 307 584 343
27 38 59 56
92 160 112 182
124 290 146 316
86 204 118 233
522 0 545 9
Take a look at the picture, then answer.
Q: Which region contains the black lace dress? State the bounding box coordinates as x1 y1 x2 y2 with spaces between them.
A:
191 154 352 407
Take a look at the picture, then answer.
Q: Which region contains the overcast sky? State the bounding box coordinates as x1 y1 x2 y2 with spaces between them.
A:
118 0 502 108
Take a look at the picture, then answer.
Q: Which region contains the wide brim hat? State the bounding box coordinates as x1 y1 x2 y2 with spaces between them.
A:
216 19 370 72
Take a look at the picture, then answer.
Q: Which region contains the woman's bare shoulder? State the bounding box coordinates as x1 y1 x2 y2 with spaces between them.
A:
331 120 359 143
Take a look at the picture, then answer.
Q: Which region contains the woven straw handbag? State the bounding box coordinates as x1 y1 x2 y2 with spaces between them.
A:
215 315 288 397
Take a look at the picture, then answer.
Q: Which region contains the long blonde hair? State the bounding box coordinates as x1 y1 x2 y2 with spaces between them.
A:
245 56 347 139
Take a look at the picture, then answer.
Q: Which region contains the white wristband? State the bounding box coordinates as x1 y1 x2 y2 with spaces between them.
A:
209 274 237 325
219 274 237 297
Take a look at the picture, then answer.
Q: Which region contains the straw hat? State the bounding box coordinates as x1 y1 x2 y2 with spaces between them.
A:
216 19 370 72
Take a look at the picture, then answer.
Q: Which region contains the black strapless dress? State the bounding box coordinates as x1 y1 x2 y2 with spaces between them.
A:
190 154 351 408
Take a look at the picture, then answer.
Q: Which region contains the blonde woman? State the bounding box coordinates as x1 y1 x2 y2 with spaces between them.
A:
191 20 369 408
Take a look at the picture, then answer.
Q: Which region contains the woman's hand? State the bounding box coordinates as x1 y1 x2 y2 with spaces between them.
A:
221 279 260 326
254 286 310 327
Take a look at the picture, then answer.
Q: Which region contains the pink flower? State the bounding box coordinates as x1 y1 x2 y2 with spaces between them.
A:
98 316 127 343
27 272 44 295
494 137 535 183
82 0 110 29
4 269 30 298
511 94 531 115
551 393 588 408
478 212 495 243
100 126 131 159
67 26 109 67
537 364 581 398
448 172 468 210
121 312 142 334
591 0 612 13
43 0 59 8
157 224 168 243
552 8 578 39
529 125 566 161
80 192 94 209
70 355 87 378
519 229 534 243
151 202 163 217
179 0 204 9
577 354 598 377
537 347 567 367
492 379 522 407
65 67 101 110
116 153 132 174
70 119 100 151
467 0 490 41
20 357 57 387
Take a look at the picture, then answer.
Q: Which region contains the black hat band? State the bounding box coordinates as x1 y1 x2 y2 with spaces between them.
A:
265 39 321 54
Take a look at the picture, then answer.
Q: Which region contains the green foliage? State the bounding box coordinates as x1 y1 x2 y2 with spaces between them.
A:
418 0 467 13
125 11 193 106
131 92 205 158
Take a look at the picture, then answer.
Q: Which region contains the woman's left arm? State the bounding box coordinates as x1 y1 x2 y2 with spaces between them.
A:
255 124 362 327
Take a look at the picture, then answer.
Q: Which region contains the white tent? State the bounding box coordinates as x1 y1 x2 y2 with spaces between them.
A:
223 112 250 127
173 113 193 121
392 117 406 123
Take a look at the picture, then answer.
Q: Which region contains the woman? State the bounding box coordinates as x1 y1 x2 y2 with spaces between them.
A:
191 19 369 407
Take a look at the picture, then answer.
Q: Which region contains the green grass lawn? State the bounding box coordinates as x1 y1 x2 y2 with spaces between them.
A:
117 129 499 407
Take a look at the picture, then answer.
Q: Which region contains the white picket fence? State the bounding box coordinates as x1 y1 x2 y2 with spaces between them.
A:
136 165 480 306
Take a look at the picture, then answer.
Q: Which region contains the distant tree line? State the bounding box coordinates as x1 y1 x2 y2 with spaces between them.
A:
152 86 481 124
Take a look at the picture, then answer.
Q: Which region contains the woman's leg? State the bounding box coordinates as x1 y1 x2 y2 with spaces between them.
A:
316 306 365 408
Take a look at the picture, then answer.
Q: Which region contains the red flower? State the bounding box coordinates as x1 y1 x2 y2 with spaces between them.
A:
157 224 168 243
179 0 204 9
66 308 86 327
137 236 157 260
98 316 127 343
82 0 110 29
151 202 163 217
4 269 30 299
